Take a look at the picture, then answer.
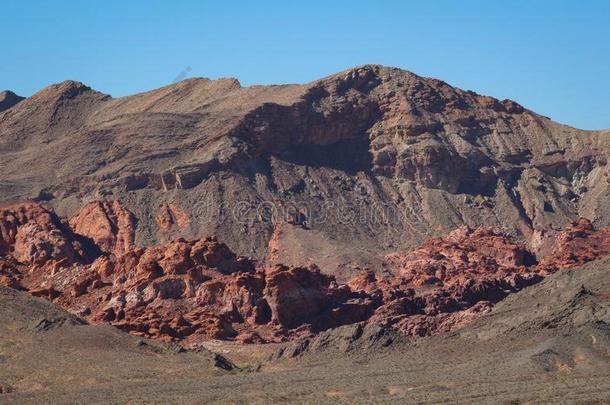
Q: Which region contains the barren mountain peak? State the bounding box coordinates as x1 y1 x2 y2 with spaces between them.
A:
0 90 25 112
0 89 21 98
32 79 104 100
327 63 417 77
0 66 608 271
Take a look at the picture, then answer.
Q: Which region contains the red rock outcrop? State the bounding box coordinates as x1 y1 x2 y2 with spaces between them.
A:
368 220 610 337
3 201 610 346
0 202 95 267
385 226 536 288
69 201 136 257
536 218 610 273
266 223 283 264
15 239 377 343
156 202 190 232
262 264 374 331
0 202 379 343
0 256 23 289
18 237 259 342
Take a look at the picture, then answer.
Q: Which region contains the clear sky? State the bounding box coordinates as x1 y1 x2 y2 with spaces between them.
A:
2 0 609 129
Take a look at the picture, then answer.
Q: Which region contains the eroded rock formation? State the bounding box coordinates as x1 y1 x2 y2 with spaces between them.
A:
156 202 190 232
535 218 610 273
69 200 136 257
2 200 610 345
0 202 96 267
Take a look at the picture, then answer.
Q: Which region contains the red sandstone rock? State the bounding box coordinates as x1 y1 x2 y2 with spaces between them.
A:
385 226 533 288
262 263 367 331
3 201 610 346
0 202 94 266
69 200 136 257
263 264 334 328
536 218 610 273
0 257 23 289
13 222 75 266
347 269 399 303
156 202 190 232
266 224 283 265
14 234 267 343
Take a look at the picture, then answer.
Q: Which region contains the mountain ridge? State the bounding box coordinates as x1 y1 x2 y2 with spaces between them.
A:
1 65 609 276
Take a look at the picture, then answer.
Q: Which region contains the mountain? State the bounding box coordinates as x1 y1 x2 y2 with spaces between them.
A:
0 90 24 112
2 65 610 402
1 65 609 279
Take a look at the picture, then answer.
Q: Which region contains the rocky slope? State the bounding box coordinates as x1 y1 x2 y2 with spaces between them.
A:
261 258 610 404
2 200 609 346
0 284 234 399
1 65 609 276
3 256 609 403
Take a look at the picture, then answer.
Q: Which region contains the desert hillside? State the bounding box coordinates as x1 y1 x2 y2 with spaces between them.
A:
2 65 608 275
1 66 610 403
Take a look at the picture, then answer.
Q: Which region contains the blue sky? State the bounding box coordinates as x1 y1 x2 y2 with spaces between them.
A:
2 1 609 129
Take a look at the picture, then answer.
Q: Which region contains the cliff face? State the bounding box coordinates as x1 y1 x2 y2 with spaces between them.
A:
1 65 609 277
